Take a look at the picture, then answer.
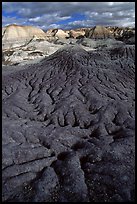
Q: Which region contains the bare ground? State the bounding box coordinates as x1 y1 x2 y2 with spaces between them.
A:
2 45 135 202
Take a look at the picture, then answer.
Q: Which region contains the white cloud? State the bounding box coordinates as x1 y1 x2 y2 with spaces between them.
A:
2 15 27 26
102 12 113 17
2 2 135 29
68 20 94 28
108 2 115 6
61 16 71 20
29 17 41 22
18 8 31 16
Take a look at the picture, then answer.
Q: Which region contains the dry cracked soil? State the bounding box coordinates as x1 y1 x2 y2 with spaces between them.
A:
2 44 135 202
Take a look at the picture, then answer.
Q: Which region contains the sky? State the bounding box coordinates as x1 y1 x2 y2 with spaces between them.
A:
2 2 135 30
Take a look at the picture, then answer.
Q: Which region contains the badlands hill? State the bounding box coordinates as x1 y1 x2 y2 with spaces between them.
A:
2 24 135 66
86 25 113 39
2 22 135 201
2 24 46 49
2 43 135 202
2 24 135 48
2 24 46 40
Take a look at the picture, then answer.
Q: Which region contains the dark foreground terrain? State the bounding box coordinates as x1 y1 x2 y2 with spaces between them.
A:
2 45 135 202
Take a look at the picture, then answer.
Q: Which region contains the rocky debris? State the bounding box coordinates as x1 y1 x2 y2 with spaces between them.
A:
2 24 47 50
2 44 135 202
85 25 113 39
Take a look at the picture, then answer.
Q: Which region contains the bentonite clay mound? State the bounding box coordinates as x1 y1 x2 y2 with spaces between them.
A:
2 45 135 202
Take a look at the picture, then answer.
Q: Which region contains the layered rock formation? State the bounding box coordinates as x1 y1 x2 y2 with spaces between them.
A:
107 26 135 45
2 44 135 202
69 29 85 39
45 29 69 41
107 26 135 39
54 29 69 39
86 25 113 39
2 24 47 50
2 25 135 50
2 24 135 66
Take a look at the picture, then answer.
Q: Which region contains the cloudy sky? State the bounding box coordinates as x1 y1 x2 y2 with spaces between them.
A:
2 2 135 30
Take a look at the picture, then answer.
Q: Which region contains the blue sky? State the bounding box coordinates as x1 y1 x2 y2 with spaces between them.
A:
57 13 86 25
2 2 135 30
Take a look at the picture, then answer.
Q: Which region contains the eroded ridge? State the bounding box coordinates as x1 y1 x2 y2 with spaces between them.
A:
2 45 135 202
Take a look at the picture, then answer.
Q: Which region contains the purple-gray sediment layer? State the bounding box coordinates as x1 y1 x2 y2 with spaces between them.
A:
2 44 135 202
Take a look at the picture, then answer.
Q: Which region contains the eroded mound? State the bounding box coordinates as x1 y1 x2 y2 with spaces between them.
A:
2 45 135 202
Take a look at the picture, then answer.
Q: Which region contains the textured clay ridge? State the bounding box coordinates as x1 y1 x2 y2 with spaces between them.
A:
2 45 135 202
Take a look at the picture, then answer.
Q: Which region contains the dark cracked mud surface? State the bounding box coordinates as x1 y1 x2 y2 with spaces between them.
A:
2 45 135 202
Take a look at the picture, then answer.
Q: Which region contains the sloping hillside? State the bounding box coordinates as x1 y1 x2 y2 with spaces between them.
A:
2 44 135 202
